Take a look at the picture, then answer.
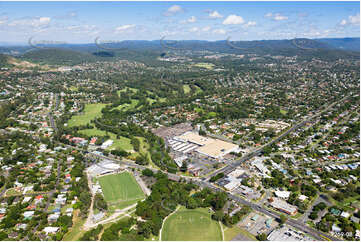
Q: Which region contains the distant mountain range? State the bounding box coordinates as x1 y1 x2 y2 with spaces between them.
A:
0 37 358 66
316 38 360 51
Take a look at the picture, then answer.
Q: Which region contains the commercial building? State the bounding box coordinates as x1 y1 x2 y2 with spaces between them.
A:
175 132 239 158
268 197 297 215
267 226 313 241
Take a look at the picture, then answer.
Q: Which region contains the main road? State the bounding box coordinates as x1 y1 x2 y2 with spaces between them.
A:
76 150 339 241
204 94 351 180
56 94 351 241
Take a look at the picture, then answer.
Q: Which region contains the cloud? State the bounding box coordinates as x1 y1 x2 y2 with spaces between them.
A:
188 16 196 23
0 15 8 25
9 16 51 27
202 26 211 32
273 13 288 21
348 13 360 25
115 24 136 33
181 16 196 24
209 10 223 19
339 13 360 26
189 27 198 32
265 13 273 18
54 11 77 20
244 21 257 27
265 12 288 21
213 28 226 34
164 5 183 16
340 19 347 26
222 15 244 25
66 24 98 35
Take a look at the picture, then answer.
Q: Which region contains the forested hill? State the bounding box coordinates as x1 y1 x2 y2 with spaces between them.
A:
0 54 11 68
0 37 358 66
21 48 99 65
316 37 360 51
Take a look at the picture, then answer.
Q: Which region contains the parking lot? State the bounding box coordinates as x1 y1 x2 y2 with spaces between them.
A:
239 212 278 236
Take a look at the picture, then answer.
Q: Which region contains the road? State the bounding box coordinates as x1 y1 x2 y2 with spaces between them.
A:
57 94 351 241
81 151 339 241
204 94 351 180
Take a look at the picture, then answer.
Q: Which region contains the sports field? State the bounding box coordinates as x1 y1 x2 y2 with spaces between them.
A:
161 207 222 241
68 103 107 127
98 172 145 210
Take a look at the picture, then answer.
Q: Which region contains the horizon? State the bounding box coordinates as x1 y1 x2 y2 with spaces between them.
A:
0 1 359 43
0 36 359 47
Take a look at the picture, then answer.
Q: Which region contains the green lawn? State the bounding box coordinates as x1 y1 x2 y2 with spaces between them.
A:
194 86 203 94
183 85 191 94
194 107 203 113
68 86 78 92
78 128 133 151
98 172 145 205
206 112 217 118
117 87 138 96
68 103 107 127
193 62 215 70
161 207 222 241
146 97 157 105
280 109 288 115
113 99 139 111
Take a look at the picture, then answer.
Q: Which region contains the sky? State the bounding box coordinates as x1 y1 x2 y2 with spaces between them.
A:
0 1 359 44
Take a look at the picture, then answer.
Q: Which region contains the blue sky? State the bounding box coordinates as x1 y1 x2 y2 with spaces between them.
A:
0 1 359 43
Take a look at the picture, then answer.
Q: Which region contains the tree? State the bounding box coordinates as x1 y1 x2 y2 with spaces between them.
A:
279 214 287 225
186 197 198 209
257 233 268 241
309 212 318 220
211 210 225 221
180 161 188 172
142 168 153 177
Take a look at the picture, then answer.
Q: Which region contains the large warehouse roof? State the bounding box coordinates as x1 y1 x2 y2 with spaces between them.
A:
176 131 214 146
176 132 239 158
196 139 239 158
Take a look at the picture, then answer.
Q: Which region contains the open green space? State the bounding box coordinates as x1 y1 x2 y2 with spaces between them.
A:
68 103 107 127
161 207 222 241
194 107 203 113
280 109 288 115
129 136 152 161
183 84 191 94
193 62 215 70
78 128 133 151
224 225 242 241
113 99 139 111
68 86 78 92
194 85 203 94
206 112 217 118
98 172 145 207
117 87 138 96
146 97 157 105
62 210 85 241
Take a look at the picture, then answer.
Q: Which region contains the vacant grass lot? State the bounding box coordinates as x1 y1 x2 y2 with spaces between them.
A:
78 128 133 151
68 103 107 127
98 172 145 209
62 210 85 241
161 207 222 241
